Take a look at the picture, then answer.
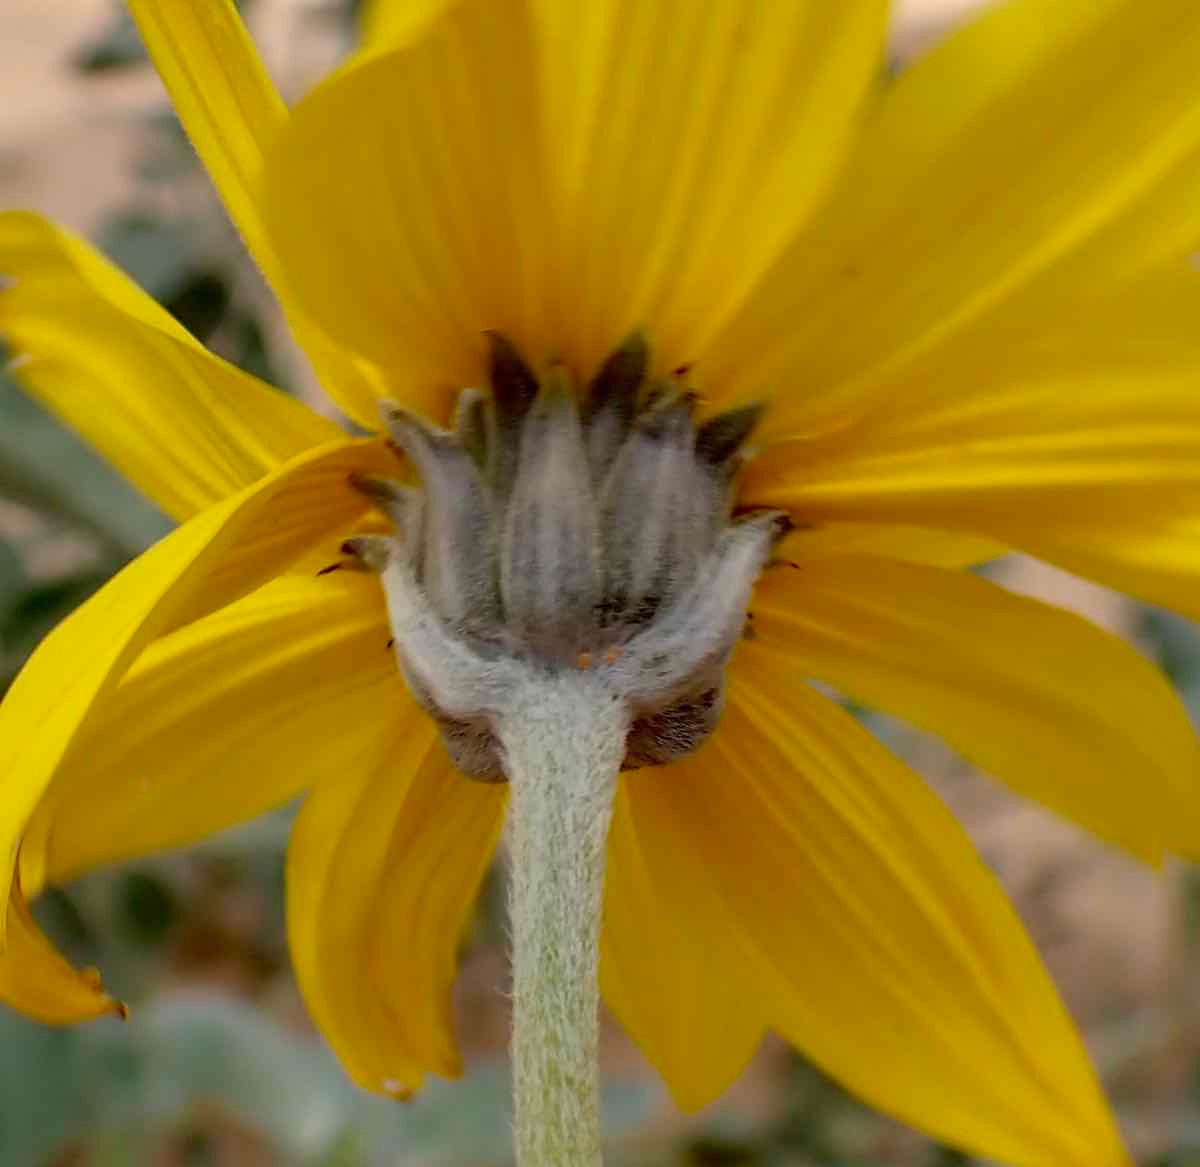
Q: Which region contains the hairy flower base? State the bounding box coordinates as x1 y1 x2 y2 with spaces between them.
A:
339 334 788 780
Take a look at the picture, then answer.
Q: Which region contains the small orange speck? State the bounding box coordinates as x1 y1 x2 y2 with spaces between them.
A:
382 1078 414 1101
576 651 593 670
604 647 623 665
113 1001 130 1021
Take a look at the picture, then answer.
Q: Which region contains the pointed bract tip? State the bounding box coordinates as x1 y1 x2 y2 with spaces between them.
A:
598 329 650 379
618 328 650 357
380 398 422 430
381 400 454 463
696 402 766 465
452 386 486 426
634 383 697 440
484 330 538 418
585 331 649 418
340 535 392 573
751 509 794 548
349 471 403 505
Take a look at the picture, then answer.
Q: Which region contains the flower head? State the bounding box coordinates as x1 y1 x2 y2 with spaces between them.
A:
3 1 1200 1163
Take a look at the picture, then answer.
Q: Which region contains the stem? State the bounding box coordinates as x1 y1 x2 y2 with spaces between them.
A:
498 673 629 1167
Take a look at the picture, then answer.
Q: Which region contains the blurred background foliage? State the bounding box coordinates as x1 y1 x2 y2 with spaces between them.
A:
3 1 1200 1164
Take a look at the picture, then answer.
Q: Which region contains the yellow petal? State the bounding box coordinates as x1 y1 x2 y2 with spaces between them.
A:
266 1 887 406
262 0 550 421
127 0 282 274
529 0 889 378
0 438 390 929
744 286 1200 622
0 889 123 1024
127 0 385 426
287 716 505 1095
20 573 395 894
709 0 1200 428
1003 512 1200 626
659 662 1129 1165
600 780 764 1111
751 371 1200 518
752 555 1200 862
0 212 340 520
358 0 454 53
865 254 1200 432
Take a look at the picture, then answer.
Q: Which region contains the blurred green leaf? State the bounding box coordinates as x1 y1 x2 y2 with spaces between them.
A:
350 1064 656 1166
73 1 256 74
73 8 147 73
0 371 169 557
165 271 233 344
117 870 177 945
1143 607 1200 713
0 1012 87 1165
133 108 202 185
8 993 658 1167
682 1134 759 1165
95 213 203 309
35 867 178 1004
0 542 25 624
96 212 287 384
85 995 354 1160
2 569 112 662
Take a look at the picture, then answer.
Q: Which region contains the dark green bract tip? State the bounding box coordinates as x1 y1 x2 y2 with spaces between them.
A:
584 331 649 421
484 330 539 421
696 402 765 465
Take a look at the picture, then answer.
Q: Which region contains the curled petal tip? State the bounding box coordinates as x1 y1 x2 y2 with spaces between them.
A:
81 966 128 1020
381 1077 415 1102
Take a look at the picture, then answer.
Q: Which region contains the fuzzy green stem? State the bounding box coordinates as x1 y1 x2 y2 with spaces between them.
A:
498 674 629 1167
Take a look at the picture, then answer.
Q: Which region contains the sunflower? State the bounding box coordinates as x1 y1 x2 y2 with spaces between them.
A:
3 0 1200 1163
